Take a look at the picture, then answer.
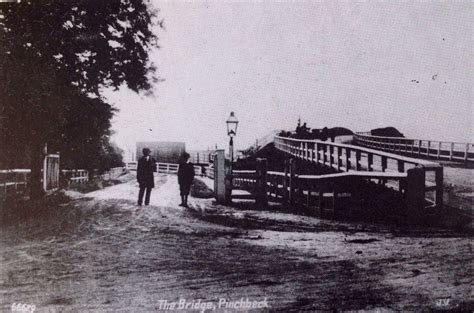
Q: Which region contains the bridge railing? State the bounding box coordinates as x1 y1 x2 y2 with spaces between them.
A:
354 133 474 162
274 135 443 209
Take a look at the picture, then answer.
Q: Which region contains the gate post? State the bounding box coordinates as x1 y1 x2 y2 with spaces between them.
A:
214 150 228 204
406 165 426 216
255 158 268 208
224 159 232 204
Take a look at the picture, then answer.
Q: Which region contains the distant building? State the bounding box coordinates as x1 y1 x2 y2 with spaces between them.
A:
136 142 186 164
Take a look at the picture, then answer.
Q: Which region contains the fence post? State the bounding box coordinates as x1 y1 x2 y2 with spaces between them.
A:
337 147 342 171
322 144 327 165
435 167 443 209
214 150 227 204
355 151 361 171
367 153 373 172
345 148 351 171
397 160 404 173
283 159 289 203
406 165 426 216
381 156 387 172
289 158 296 206
255 158 268 208
315 143 320 164
329 145 334 168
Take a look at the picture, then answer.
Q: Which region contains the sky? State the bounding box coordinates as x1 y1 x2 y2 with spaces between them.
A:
102 0 472 155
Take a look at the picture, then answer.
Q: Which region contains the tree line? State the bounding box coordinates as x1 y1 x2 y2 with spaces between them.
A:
0 0 160 198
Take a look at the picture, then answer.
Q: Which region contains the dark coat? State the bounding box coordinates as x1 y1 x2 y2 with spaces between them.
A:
178 162 195 187
137 156 157 188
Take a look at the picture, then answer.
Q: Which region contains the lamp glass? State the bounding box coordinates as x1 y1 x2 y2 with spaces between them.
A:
226 112 238 137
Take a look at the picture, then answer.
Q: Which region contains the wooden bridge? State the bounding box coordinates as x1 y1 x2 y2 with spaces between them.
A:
211 134 445 215
354 132 474 163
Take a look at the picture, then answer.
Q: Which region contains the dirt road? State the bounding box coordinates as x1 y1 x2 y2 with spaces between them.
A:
0 174 472 312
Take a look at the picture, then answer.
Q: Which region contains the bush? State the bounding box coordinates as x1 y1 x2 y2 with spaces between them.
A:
190 178 214 198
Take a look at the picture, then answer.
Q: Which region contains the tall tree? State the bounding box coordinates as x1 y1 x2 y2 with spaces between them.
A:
0 0 160 198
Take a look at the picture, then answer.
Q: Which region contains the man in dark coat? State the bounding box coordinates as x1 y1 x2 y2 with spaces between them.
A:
137 147 157 206
178 152 194 208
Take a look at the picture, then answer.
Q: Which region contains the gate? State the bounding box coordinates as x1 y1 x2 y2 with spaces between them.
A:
43 154 60 191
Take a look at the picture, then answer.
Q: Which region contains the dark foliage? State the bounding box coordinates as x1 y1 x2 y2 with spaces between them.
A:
370 127 404 138
277 120 353 141
0 1 159 197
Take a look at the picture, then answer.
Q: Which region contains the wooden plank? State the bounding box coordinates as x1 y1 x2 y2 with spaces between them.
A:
232 194 255 200
298 171 407 180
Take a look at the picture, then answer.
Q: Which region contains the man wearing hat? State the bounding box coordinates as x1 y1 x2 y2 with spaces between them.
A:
137 147 157 206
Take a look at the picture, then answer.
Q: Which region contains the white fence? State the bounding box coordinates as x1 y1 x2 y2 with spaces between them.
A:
0 169 30 197
156 162 202 176
354 133 474 163
158 163 179 174
126 161 137 171
1 166 126 199
61 169 89 183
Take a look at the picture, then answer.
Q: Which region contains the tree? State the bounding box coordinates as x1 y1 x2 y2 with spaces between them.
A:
0 0 160 198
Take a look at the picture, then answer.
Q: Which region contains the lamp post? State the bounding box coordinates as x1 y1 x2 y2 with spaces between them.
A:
226 112 239 168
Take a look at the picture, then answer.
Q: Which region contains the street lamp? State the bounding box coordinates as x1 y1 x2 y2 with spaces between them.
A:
226 111 239 165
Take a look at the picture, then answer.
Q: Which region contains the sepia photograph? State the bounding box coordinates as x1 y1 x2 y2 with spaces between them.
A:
0 0 472 312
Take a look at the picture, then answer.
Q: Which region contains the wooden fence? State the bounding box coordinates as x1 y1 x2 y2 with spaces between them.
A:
61 169 89 183
125 161 137 171
156 162 202 176
0 169 30 197
354 133 474 163
274 136 443 210
1 165 126 199
212 136 444 213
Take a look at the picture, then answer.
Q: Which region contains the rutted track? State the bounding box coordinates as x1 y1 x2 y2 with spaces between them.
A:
0 174 471 311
